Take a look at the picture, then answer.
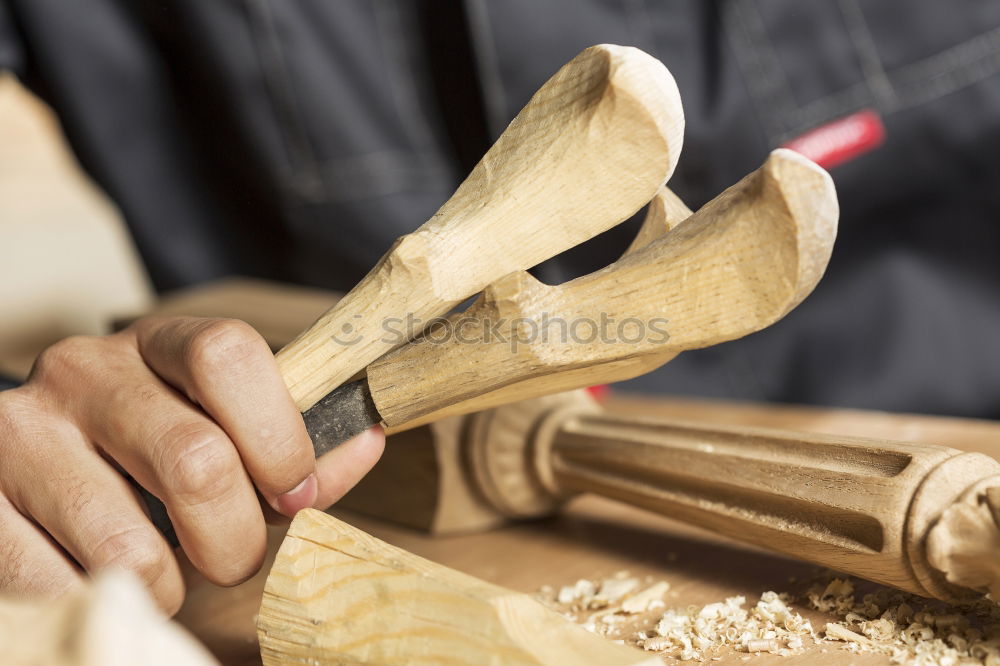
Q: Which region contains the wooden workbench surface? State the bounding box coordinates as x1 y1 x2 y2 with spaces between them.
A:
176 390 1000 666
113 280 994 665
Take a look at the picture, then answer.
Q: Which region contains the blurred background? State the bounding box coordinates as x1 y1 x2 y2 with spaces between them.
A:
1 1 999 417
0 73 151 379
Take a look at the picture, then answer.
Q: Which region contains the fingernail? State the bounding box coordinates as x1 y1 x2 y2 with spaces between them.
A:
276 473 317 516
355 424 383 444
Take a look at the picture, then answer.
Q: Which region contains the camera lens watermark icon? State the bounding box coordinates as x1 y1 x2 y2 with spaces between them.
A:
330 314 363 346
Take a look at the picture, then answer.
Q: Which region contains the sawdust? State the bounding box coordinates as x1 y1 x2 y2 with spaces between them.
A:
806 577 1000 665
538 572 1000 664
537 572 812 661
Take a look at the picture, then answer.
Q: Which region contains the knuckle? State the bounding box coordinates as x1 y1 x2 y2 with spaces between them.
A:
30 336 99 381
184 319 264 375
91 525 170 587
107 380 162 415
157 423 241 503
0 389 61 462
0 389 32 437
126 314 168 337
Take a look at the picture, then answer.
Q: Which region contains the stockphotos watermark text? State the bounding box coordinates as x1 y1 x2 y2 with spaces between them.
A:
330 313 669 352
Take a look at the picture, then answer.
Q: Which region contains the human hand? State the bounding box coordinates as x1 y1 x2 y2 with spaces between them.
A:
0 317 385 613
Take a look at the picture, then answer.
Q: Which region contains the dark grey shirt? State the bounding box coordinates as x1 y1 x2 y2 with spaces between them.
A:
2 0 1000 418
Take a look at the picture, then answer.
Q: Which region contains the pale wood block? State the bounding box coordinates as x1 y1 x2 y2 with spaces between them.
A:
0 571 218 666
257 509 659 666
0 75 152 379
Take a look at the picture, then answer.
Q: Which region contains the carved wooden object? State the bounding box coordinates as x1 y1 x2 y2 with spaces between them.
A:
375 148 838 430
347 386 1000 603
485 391 1000 601
257 509 659 666
276 44 684 412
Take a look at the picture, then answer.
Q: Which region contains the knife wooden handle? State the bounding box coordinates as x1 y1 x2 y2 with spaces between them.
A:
276 44 684 412
369 149 838 428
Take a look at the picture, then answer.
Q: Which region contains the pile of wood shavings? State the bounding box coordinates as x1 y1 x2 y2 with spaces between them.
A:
538 573 1000 664
536 572 814 661
807 577 1000 665
639 591 814 660
538 571 670 634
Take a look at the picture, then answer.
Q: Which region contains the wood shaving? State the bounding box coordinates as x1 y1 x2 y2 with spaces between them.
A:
539 572 1000 664
746 638 780 652
556 579 597 605
642 592 815 660
538 572 813 661
806 577 1000 665
554 574 642 610
598 576 641 604
622 582 671 614
824 621 871 645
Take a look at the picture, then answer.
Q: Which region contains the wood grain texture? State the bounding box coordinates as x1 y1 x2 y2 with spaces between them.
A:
622 187 692 255
276 44 684 412
257 509 659 666
457 389 1000 601
542 411 1000 601
927 486 1000 598
387 179 694 433
342 393 1000 540
337 186 695 530
370 148 838 428
911 456 1000 599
